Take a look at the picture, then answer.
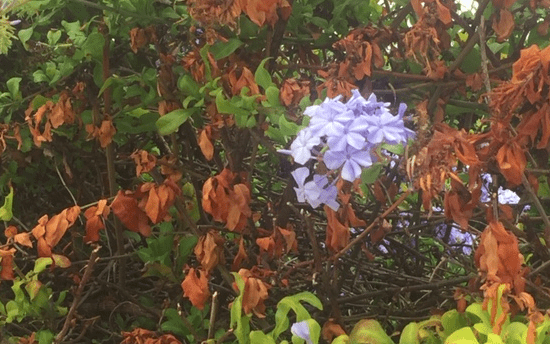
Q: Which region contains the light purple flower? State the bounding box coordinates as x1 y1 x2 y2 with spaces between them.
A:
326 116 369 151
324 146 373 182
364 109 408 145
279 128 321 165
291 167 339 210
291 321 313 344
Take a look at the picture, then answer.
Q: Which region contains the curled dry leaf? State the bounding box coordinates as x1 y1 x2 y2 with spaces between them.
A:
492 9 515 42
279 78 310 106
83 199 110 243
240 0 292 27
232 237 249 271
228 66 260 96
131 150 157 176
121 327 182 344
195 231 225 273
202 168 252 232
236 268 270 318
0 248 16 280
322 319 346 342
181 267 210 311
325 205 350 253
30 206 81 257
198 126 214 161
475 222 525 295
496 141 526 186
111 190 151 237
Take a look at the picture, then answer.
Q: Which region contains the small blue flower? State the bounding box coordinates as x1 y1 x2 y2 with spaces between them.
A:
291 167 340 210
291 321 313 344
278 128 321 165
324 146 373 182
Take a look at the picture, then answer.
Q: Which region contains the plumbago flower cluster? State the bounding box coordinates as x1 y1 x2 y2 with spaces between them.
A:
280 90 414 210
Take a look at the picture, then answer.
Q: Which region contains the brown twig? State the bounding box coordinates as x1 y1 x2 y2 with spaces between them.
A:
55 246 101 343
333 190 411 261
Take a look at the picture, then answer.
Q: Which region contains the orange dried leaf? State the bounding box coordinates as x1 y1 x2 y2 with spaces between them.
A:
492 9 515 42
238 268 270 317
0 248 15 280
198 128 214 161
322 319 346 342
111 191 151 237
131 150 157 176
181 268 210 310
232 237 249 270
44 206 81 249
194 231 225 273
14 233 33 248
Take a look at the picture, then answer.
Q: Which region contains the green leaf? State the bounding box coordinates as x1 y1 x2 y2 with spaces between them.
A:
178 74 201 98
156 108 195 135
18 27 33 46
441 309 468 338
444 327 479 344
161 308 189 337
348 319 394 344
361 163 383 184
34 257 53 274
399 322 419 344
380 142 404 155
47 30 61 45
6 77 21 99
231 272 251 344
255 58 273 90
266 86 281 107
332 335 350 344
0 186 14 221
272 292 322 340
25 280 42 300
82 32 105 60
250 331 277 344
210 38 243 60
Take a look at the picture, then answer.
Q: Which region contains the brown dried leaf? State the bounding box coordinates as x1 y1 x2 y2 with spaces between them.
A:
492 9 515 42
181 268 211 311
111 191 151 237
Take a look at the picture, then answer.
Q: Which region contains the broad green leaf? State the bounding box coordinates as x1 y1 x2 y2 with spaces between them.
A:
34 257 53 274
399 322 419 344
266 86 281 107
361 163 383 184
210 38 243 60
255 58 273 90
380 142 404 155
441 310 468 338
348 319 393 344
0 186 14 221
18 27 33 46
161 308 189 337
332 335 350 344
486 333 504 344
178 74 201 98
444 327 479 344
6 77 21 98
47 30 61 45
82 32 105 60
25 280 42 300
503 322 526 344
156 108 195 135
250 331 277 344
279 116 301 137
466 303 491 325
